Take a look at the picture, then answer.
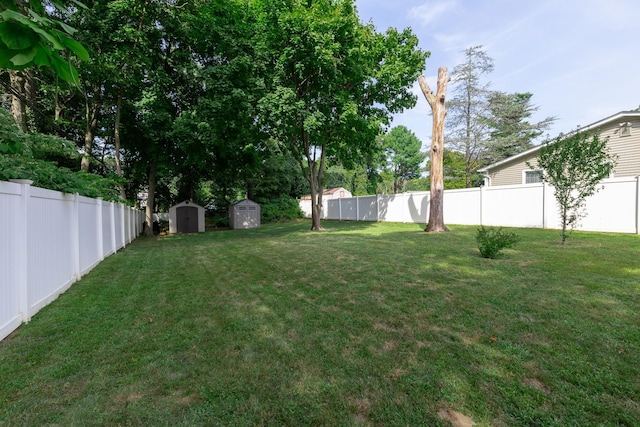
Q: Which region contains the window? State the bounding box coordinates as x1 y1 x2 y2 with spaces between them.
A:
525 170 542 184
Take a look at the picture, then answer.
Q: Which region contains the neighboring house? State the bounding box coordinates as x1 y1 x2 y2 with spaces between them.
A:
300 187 353 200
478 111 640 186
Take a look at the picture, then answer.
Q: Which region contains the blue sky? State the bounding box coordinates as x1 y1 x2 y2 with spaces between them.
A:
355 0 640 147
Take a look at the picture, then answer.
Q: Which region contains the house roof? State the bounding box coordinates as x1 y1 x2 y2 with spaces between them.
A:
478 110 640 173
299 187 349 200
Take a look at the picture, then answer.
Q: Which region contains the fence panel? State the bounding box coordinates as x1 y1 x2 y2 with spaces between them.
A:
78 196 101 275
444 189 481 225
341 198 358 220
102 202 115 256
357 196 378 221
27 187 76 316
0 181 142 342
483 184 545 228
299 176 639 234
579 178 638 233
0 182 22 341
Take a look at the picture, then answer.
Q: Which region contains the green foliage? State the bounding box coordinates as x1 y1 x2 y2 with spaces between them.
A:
475 226 520 258
534 130 617 244
482 91 555 164
0 109 122 200
380 125 426 193
258 195 303 224
0 0 89 82
255 0 428 228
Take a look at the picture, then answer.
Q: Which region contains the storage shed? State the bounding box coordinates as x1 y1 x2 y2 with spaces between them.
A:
169 200 205 234
229 199 260 229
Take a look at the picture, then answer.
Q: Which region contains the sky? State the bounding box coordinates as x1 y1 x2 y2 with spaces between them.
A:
355 0 640 147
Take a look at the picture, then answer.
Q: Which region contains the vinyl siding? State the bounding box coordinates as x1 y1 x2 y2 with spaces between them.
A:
488 152 538 186
605 118 640 177
486 115 640 186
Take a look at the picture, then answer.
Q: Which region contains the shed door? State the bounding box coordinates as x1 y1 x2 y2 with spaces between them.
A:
176 206 198 233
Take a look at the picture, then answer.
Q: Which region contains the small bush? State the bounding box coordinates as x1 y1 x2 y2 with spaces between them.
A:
476 226 520 259
260 195 303 224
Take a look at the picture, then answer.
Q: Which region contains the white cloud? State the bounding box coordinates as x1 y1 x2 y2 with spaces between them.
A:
408 0 457 26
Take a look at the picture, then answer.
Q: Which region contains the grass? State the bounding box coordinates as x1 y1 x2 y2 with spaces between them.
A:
1 220 639 426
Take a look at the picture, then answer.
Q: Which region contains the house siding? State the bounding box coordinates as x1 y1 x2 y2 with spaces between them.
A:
485 113 640 186
605 117 640 177
489 152 538 186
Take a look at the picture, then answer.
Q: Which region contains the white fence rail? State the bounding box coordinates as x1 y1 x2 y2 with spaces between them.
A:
1 180 144 342
300 176 640 234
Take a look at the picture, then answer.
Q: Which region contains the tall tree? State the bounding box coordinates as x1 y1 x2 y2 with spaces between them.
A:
419 66 450 232
446 45 493 187
483 91 555 164
533 130 616 244
380 125 426 194
255 0 427 231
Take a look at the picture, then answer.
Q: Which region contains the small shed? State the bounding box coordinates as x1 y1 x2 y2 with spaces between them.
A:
169 200 205 234
229 199 260 229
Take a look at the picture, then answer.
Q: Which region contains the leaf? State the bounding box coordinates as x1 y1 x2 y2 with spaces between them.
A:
0 21 37 50
53 30 89 61
50 52 78 83
10 48 36 66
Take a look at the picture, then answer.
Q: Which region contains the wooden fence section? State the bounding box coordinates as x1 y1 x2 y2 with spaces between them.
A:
0 180 144 342
300 177 640 234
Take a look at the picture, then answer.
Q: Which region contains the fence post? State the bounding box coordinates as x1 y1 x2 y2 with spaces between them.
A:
71 193 81 280
110 201 117 254
479 185 484 226
636 176 640 235
10 179 32 322
97 198 104 261
376 194 380 222
120 203 126 248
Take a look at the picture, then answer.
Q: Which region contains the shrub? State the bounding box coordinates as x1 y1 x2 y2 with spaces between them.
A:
476 226 520 259
259 195 303 224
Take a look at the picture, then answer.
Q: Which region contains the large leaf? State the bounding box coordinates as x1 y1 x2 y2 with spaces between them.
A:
54 30 90 61
10 48 36 66
0 21 37 50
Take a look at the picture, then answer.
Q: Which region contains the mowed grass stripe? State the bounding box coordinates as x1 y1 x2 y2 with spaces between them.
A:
0 220 638 425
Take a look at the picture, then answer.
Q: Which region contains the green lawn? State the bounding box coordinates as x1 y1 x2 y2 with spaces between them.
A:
1 220 639 426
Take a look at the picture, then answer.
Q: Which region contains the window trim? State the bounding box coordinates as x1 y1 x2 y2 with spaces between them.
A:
523 169 543 184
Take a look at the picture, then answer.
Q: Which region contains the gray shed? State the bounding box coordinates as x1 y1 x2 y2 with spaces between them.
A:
169 200 205 234
229 199 260 229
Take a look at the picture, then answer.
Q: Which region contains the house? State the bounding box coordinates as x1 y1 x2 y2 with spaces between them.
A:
300 187 353 200
478 111 640 186
169 200 205 233
229 199 260 229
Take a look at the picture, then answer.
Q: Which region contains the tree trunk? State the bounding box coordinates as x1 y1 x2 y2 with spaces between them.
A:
144 159 158 237
9 71 28 132
114 85 127 200
309 160 325 231
81 90 101 172
419 67 450 232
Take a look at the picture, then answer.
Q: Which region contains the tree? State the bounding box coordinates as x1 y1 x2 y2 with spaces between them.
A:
483 91 554 165
533 130 616 244
419 66 450 232
0 0 89 81
380 125 426 194
446 45 493 187
255 0 427 231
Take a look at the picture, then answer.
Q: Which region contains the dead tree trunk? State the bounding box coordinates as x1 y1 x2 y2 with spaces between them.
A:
419 67 450 232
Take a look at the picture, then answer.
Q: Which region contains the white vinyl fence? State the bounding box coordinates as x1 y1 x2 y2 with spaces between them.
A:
300 176 640 234
1 179 144 341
